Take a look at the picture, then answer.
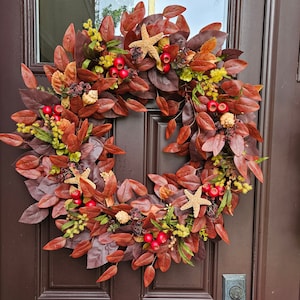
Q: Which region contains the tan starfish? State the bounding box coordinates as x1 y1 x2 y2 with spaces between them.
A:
180 186 211 218
64 166 96 190
129 24 163 69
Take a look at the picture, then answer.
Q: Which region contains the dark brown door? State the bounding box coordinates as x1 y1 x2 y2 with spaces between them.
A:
1 1 299 300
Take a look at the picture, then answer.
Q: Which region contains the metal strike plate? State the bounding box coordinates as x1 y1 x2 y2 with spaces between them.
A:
222 274 246 300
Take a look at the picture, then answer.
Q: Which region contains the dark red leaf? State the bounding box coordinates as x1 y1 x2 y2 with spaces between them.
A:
63 23 75 55
176 125 191 145
21 63 38 89
99 15 115 42
224 59 248 75
38 194 59 208
215 223 230 244
70 240 92 258
54 45 69 71
156 95 169 116
126 99 147 112
96 265 118 283
134 252 155 267
166 119 176 139
106 250 125 263
247 160 264 183
110 233 134 247
16 155 40 170
196 111 216 131
162 5 186 18
0 133 24 147
144 265 155 287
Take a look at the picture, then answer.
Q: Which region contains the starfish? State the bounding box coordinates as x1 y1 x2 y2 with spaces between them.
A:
129 24 163 69
64 166 96 191
180 186 211 218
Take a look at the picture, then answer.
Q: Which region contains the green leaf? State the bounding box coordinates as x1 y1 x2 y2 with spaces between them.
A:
61 220 75 231
106 40 121 48
217 189 232 215
33 127 53 143
151 219 163 230
178 239 194 266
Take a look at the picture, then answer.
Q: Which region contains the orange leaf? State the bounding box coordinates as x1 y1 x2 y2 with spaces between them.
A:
143 265 155 288
97 98 115 113
80 177 96 198
235 97 260 113
176 125 191 145
54 45 69 71
70 240 92 258
100 15 115 41
49 155 69 168
221 79 243 97
200 37 217 53
66 134 80 153
16 155 40 170
16 167 41 179
63 23 75 55
11 109 38 125
21 63 38 89
157 252 171 272
92 123 112 137
43 64 56 83
162 5 186 18
77 119 89 144
134 252 155 267
77 68 99 82
129 179 148 196
196 111 216 131
156 95 169 116
106 250 125 263
0 133 24 147
200 22 222 32
104 143 126 155
96 265 118 283
224 59 248 75
233 155 248 180
43 236 66 250
110 233 134 247
215 223 230 244
78 103 100 118
166 119 176 140
126 99 147 112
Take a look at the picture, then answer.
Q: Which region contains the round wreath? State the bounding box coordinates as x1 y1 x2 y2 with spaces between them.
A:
0 2 265 287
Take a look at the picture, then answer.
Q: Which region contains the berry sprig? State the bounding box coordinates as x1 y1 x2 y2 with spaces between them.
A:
143 231 168 250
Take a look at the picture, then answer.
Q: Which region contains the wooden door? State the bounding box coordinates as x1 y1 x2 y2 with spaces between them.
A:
1 1 299 300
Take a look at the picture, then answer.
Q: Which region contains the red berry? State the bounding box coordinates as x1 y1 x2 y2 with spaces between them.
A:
118 68 129 79
217 102 229 113
202 183 211 194
143 233 153 243
85 199 97 207
53 104 63 115
73 199 82 206
160 52 171 64
42 105 52 115
208 187 219 198
113 56 125 70
156 231 167 244
150 240 160 251
216 185 225 196
70 189 81 200
53 114 61 121
163 63 171 73
109 67 119 78
207 100 218 112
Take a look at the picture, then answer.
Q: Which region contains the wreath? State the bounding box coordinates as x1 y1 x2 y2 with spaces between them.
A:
0 2 265 287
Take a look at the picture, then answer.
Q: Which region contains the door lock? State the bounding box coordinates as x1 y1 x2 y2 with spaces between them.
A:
222 274 246 300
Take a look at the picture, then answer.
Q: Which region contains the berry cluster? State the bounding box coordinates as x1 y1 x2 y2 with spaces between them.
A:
42 104 63 121
70 189 97 207
202 183 225 198
109 56 129 79
143 231 168 251
206 100 229 114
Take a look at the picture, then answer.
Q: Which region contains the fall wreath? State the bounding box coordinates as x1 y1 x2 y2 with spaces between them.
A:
0 2 265 287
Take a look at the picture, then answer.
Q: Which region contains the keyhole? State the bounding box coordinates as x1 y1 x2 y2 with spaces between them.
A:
229 286 244 300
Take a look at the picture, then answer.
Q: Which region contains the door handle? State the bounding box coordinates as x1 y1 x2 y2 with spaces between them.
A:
222 274 246 300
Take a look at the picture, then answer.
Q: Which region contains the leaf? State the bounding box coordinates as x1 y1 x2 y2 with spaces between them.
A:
106 249 125 263
233 155 248 180
21 63 38 89
166 119 176 139
148 174 168 186
235 97 260 113
78 103 100 118
54 45 69 71
215 223 230 244
62 23 75 55
96 265 118 283
200 22 222 32
19 203 49 224
143 265 155 288
77 68 99 82
229 134 244 156
11 109 38 125
221 80 243 97
92 123 112 137
202 134 225 156
134 252 155 267
196 111 216 131
129 179 148 196
38 194 59 208
156 95 169 116
162 5 186 18
110 233 134 247
43 236 66 250
117 179 134 202
16 155 40 170
247 160 264 183
70 240 92 258
16 167 41 179
49 155 69 168
157 252 171 272
0 133 24 147
100 15 115 41
176 125 191 145
104 143 126 155
245 123 263 142
77 118 89 144
126 99 147 112
224 59 248 75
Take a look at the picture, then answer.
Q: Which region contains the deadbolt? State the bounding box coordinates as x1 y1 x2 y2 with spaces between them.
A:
229 286 244 300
